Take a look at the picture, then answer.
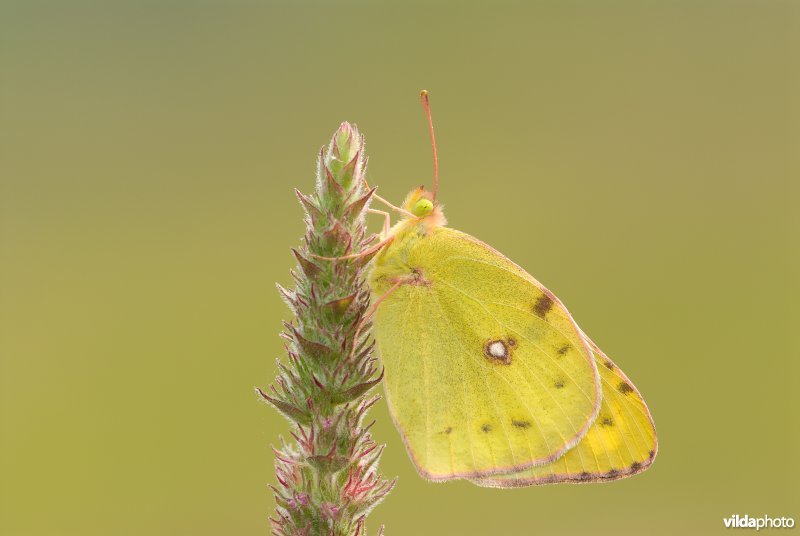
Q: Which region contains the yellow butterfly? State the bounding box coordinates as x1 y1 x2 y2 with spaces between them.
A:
340 92 656 486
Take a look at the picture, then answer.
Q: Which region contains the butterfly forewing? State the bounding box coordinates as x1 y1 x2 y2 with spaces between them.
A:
372 227 601 480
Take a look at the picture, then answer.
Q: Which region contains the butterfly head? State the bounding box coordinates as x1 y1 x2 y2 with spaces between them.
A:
401 186 447 228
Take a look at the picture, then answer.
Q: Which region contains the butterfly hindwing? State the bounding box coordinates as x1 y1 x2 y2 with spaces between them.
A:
471 336 658 487
372 227 602 480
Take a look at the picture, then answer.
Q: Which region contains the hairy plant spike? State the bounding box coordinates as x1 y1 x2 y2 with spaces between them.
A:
260 122 392 536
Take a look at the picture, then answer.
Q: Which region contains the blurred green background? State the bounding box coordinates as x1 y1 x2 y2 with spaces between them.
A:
1 1 797 535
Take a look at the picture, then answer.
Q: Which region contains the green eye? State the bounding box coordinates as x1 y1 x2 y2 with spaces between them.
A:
412 198 434 217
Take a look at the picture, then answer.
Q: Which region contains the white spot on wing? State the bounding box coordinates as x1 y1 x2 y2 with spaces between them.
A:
488 341 507 358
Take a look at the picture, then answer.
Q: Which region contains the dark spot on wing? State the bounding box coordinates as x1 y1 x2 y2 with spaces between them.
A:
648 450 656 461
444 427 452 434
604 360 615 370
600 416 614 427
408 268 432 286
606 468 619 479
578 472 591 481
553 379 565 389
618 381 634 395
557 345 570 356
507 337 517 347
630 461 642 472
481 424 492 433
511 420 531 429
533 294 554 318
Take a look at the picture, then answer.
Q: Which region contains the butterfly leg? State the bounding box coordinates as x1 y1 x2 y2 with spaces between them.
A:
368 208 391 239
363 177 416 219
347 275 414 360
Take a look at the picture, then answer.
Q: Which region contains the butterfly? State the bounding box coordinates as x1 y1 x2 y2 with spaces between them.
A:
344 91 656 486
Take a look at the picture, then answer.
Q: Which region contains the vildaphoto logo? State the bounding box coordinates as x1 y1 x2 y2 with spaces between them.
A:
724 514 795 530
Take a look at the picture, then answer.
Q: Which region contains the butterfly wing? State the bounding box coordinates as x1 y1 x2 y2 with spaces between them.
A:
471 336 658 487
371 227 601 480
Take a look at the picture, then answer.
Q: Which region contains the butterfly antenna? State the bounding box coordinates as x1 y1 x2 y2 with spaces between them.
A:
420 90 439 202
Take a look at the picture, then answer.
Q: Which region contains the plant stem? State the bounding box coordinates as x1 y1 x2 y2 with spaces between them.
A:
259 123 394 536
